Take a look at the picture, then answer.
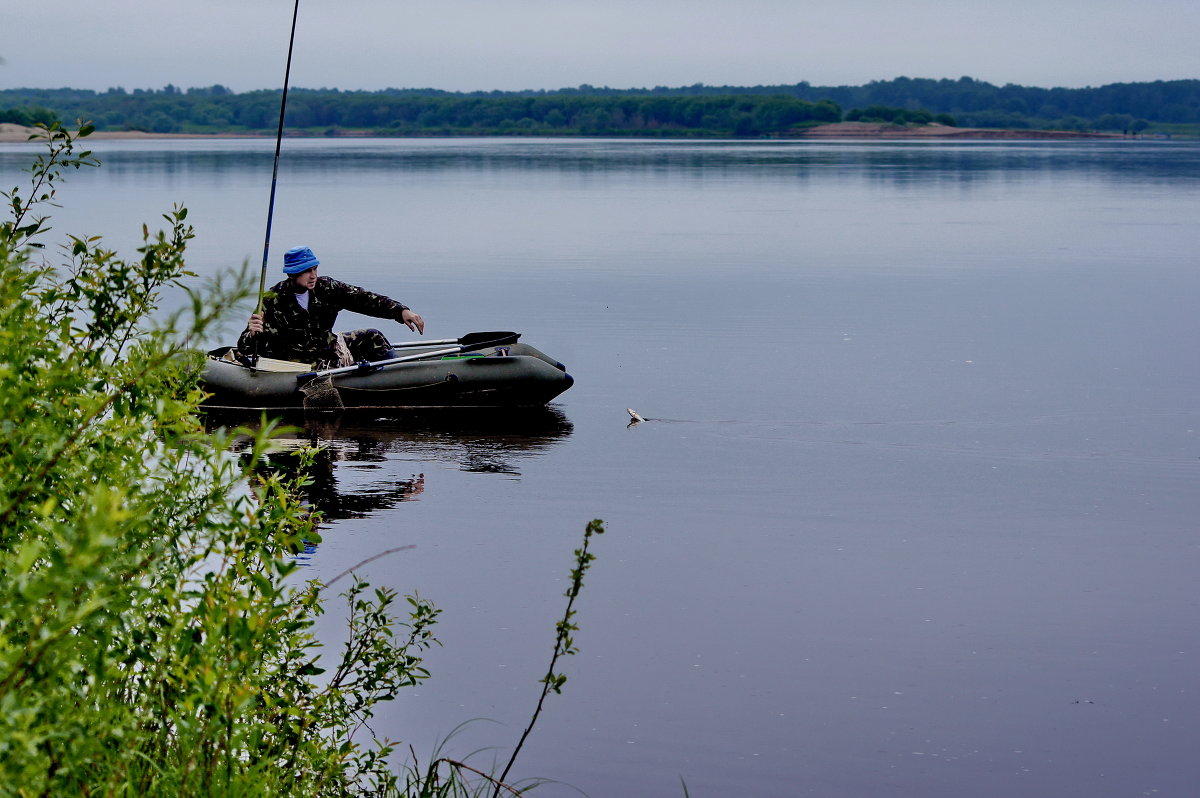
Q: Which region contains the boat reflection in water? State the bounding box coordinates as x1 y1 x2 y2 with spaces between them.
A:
204 406 573 560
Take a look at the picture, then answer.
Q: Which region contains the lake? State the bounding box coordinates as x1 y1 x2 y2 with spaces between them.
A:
3 136 1198 796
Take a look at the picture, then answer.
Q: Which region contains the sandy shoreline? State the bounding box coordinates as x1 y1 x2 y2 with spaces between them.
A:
797 122 1123 139
1 121 1127 143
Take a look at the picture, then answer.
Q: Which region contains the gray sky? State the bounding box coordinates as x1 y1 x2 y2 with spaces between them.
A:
3 0 1197 93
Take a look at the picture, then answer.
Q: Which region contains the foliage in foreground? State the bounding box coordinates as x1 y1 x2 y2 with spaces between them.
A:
0 124 444 795
0 123 604 797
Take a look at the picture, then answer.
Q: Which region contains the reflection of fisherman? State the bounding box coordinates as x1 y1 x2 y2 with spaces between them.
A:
239 246 425 368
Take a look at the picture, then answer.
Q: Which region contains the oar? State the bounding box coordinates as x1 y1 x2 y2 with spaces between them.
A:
387 331 519 350
295 334 517 384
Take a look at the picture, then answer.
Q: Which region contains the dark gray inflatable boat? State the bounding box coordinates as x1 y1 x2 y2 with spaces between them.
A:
199 338 573 410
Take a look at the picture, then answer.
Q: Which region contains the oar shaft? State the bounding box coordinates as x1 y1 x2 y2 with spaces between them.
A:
358 346 464 370
297 346 464 382
389 338 460 348
389 331 519 349
294 334 518 382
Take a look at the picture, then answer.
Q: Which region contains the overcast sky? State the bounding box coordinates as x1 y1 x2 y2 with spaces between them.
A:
2 0 1197 93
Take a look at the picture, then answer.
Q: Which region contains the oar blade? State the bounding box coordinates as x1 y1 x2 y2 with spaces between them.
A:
458 331 519 347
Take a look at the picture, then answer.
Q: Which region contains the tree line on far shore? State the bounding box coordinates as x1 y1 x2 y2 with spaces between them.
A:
0 89 843 137
3 76 1197 137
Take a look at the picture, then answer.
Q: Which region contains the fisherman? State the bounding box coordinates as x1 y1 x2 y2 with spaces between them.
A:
239 245 425 368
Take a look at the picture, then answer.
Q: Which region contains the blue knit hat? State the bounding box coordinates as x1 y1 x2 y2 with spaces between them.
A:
282 246 319 275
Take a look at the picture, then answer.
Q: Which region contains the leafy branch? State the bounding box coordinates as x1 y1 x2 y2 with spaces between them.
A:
0 121 98 248
494 518 605 795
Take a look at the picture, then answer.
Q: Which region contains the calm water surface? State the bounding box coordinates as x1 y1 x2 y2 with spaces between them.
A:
4 137 1198 796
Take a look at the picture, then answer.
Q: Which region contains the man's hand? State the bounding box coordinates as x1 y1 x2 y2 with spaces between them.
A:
246 313 265 336
401 309 425 335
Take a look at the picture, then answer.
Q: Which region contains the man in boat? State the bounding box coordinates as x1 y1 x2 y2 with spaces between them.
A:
239 245 425 368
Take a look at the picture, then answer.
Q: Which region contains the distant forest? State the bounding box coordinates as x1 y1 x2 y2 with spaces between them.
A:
2 77 1198 136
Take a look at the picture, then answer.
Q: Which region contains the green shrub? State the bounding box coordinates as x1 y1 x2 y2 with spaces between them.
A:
0 124 602 796
0 123 441 796
0 106 61 128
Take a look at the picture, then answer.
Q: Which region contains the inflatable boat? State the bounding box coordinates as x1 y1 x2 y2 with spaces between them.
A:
198 333 574 410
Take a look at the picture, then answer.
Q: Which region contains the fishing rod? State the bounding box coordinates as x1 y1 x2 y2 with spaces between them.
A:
255 0 302 325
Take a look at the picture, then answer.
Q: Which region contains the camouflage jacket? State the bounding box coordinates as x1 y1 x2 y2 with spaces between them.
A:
237 276 410 364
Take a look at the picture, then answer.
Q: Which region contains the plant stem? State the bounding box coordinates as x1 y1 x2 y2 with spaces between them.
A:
493 519 604 796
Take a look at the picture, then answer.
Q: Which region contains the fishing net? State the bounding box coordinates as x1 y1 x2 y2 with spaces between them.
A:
299 375 344 412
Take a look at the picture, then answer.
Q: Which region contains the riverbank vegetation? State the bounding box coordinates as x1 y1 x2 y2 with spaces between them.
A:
0 124 601 795
3 76 1198 137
